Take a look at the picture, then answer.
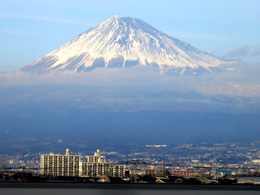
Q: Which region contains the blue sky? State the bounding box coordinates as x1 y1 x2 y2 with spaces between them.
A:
0 0 260 71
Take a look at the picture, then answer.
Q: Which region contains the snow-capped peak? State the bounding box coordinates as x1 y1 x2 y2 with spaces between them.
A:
21 15 235 73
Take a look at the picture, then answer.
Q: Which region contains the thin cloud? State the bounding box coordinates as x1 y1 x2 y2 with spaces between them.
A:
252 46 260 57
0 13 96 26
0 64 260 97
224 46 250 59
224 45 260 59
0 65 260 113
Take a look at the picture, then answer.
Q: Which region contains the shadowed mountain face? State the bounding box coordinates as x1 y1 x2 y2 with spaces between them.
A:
1 97 260 150
21 15 235 74
0 83 260 150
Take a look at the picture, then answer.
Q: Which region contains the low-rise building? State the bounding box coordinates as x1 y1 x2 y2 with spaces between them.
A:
110 164 125 177
172 169 194 178
145 165 169 177
145 169 165 177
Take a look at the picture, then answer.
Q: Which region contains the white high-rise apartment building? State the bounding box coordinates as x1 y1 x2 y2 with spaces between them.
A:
40 149 80 177
81 149 109 177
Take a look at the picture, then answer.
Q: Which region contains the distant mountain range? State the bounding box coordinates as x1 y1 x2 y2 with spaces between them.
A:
21 15 236 74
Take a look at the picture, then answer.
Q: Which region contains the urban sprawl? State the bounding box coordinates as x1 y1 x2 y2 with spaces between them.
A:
1 141 260 184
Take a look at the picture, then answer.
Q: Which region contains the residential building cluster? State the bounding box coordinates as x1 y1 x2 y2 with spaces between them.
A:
40 149 125 178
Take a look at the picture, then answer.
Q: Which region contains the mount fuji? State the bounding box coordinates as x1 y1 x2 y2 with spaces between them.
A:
21 15 235 74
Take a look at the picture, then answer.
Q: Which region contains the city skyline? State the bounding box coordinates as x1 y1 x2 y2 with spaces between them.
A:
1 143 260 185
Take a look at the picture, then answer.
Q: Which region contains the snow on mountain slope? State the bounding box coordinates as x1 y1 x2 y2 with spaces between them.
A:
21 15 235 73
